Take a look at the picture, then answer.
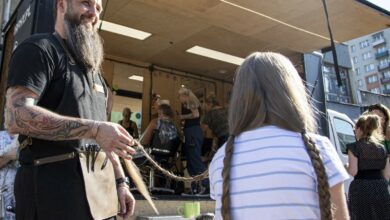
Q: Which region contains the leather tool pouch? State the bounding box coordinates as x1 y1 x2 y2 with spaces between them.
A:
79 148 118 220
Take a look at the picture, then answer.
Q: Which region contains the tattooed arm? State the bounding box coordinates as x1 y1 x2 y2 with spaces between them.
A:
5 87 95 139
4 86 135 160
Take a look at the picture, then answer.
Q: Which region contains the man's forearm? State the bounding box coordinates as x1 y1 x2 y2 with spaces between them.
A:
5 104 97 141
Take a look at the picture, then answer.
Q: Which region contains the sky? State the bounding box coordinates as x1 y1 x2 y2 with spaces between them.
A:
367 0 390 13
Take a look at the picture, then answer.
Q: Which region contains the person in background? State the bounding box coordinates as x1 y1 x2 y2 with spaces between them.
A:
119 107 139 139
201 95 229 149
346 114 390 219
178 86 209 196
364 103 390 155
209 52 349 220
151 93 161 120
0 132 18 220
141 104 179 148
199 97 213 161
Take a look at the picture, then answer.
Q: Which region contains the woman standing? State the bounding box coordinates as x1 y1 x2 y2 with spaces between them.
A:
364 103 390 154
118 107 139 139
209 52 349 220
347 114 390 220
178 87 209 195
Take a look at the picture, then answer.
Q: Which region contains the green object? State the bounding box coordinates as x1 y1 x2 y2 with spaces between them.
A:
383 140 390 154
177 202 200 218
110 112 123 123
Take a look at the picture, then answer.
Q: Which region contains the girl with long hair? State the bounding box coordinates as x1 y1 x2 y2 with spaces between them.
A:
364 103 390 154
209 52 349 219
178 86 209 195
346 114 390 219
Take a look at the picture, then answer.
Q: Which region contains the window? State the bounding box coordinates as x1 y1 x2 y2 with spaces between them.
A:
350 45 356 53
370 87 380 93
358 79 363 87
367 75 378 83
333 118 355 154
372 32 384 42
377 46 386 53
355 68 360 75
384 71 390 78
379 59 389 67
385 84 390 90
364 63 375 72
359 40 370 49
362 52 371 60
353 56 358 64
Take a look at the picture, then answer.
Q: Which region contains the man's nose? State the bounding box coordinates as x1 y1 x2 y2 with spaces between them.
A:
86 6 100 22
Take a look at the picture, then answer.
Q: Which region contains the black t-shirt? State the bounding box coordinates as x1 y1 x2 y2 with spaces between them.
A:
181 104 200 128
7 33 107 162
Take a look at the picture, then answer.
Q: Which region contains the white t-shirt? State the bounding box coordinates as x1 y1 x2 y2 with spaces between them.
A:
209 125 350 220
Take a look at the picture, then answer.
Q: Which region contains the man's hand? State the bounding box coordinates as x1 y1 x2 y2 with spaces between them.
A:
117 185 135 218
95 122 135 159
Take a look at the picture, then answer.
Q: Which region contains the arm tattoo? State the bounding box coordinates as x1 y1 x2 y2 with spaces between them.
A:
5 87 93 140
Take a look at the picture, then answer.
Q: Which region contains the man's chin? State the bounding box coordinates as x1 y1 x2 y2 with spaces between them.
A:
78 21 94 30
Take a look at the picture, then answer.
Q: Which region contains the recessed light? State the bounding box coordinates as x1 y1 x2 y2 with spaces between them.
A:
99 20 152 40
186 46 244 65
128 75 144 81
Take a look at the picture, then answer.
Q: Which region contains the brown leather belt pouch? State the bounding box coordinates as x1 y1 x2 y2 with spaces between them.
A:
33 151 119 220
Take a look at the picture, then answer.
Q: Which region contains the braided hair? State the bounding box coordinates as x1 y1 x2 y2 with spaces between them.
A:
221 52 332 219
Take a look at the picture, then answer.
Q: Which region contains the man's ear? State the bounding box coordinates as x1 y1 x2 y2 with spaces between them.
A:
57 0 66 14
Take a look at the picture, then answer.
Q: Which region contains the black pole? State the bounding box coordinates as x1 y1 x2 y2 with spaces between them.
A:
321 0 342 87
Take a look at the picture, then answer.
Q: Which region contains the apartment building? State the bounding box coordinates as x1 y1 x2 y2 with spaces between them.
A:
347 28 390 95
322 44 354 104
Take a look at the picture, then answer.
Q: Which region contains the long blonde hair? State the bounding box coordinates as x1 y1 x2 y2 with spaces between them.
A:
222 52 332 220
178 86 201 109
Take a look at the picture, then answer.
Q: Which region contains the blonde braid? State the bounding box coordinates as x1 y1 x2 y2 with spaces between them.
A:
221 135 235 220
301 132 333 220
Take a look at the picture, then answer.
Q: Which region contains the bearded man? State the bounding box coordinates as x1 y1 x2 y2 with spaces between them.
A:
5 0 136 219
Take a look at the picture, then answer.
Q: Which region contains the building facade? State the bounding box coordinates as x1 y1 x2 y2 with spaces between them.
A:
346 28 390 95
322 44 355 104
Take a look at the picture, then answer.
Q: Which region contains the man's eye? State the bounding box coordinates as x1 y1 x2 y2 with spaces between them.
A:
82 1 90 6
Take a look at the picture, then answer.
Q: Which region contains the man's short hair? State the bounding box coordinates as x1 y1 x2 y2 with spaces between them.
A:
158 104 174 118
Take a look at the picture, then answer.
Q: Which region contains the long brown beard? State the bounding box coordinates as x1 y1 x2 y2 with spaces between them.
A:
64 11 104 73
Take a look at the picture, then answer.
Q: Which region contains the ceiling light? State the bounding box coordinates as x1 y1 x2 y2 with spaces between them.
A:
128 75 144 81
99 20 152 40
186 46 244 65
